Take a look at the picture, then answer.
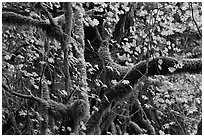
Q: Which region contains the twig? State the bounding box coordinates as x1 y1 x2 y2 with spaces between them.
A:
2 83 42 103
95 26 103 43
167 107 186 134
189 2 202 38
3 90 22 134
2 74 12 89
38 2 56 26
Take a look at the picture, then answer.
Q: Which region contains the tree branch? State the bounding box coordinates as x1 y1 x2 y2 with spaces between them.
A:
86 56 201 134
123 57 201 86
2 83 42 103
62 2 73 98
2 11 64 43
95 26 103 43
98 40 131 77
2 12 50 28
38 2 56 25
189 2 202 38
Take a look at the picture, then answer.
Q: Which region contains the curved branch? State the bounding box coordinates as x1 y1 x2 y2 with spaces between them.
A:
196 119 202 135
89 30 202 134
3 11 65 43
98 41 131 77
3 82 89 131
123 57 201 86
2 83 43 104
86 56 201 134
106 57 201 103
38 2 56 25
189 2 202 38
128 121 143 134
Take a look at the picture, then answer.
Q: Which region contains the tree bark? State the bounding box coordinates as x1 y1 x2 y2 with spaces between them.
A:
63 2 73 98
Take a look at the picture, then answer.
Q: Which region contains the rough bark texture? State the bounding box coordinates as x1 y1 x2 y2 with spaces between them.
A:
63 2 73 97
71 3 90 133
98 41 131 77
72 3 89 102
2 12 49 27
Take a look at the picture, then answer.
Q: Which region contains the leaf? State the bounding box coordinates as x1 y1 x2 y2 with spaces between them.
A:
53 125 59 131
159 130 165 135
92 106 98 111
164 123 170 129
168 67 176 73
32 72 38 77
18 64 24 69
4 54 11 60
19 110 27 116
39 61 46 65
80 121 87 130
67 127 72 132
92 19 99 26
158 64 162 70
158 59 163 65
122 80 130 85
60 90 68 96
106 66 113 72
166 41 171 45
111 80 117 85
124 7 130 12
48 58 54 63
104 95 110 103
47 80 52 85
33 84 39 89
139 10 148 16
176 97 183 104
94 64 99 70
142 95 148 100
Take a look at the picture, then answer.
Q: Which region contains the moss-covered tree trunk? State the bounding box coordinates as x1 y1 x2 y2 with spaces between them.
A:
2 2 202 135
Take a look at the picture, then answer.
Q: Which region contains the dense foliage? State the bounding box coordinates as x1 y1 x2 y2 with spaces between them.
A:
2 2 202 135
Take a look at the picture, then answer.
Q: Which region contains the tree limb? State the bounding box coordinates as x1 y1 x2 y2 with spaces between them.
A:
2 12 50 28
38 2 56 26
2 11 64 43
189 2 202 38
86 55 201 134
62 2 73 98
2 83 42 103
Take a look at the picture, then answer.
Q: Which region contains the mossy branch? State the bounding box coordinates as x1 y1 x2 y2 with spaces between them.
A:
124 57 201 86
2 11 64 43
106 56 201 102
2 83 89 132
72 3 90 106
2 12 50 28
97 41 202 103
98 41 131 77
87 41 202 134
62 2 73 98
